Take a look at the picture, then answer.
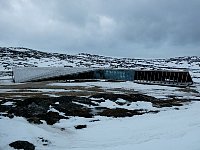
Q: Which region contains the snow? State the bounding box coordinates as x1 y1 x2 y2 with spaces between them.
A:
93 99 156 110
0 89 67 93
1 101 14 106
49 81 200 100
115 98 126 103
44 94 60 98
0 102 200 150
0 48 200 149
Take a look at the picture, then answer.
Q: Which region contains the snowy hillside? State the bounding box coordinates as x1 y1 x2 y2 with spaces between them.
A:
0 47 200 80
0 47 200 150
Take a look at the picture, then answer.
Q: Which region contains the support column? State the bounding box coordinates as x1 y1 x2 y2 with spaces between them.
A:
150 71 152 83
172 72 175 84
169 71 171 84
177 72 180 85
185 72 188 83
181 73 184 84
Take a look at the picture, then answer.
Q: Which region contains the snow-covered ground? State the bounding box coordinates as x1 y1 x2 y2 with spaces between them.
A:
0 77 200 150
0 47 200 150
49 81 200 100
0 101 200 150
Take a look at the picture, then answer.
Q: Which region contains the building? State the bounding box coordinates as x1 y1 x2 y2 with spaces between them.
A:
12 67 193 87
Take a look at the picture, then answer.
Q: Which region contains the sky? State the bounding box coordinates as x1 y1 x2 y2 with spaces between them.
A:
0 0 200 58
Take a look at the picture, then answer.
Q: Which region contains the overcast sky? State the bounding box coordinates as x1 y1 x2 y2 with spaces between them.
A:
0 0 199 58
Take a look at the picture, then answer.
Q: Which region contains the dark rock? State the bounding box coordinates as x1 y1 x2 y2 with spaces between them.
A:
148 110 160 114
0 113 14 118
7 113 14 119
95 107 108 110
52 97 93 118
89 119 100 122
90 93 157 103
75 125 87 129
1 96 93 124
99 108 144 117
27 102 47 116
90 93 189 109
38 137 51 146
90 93 131 101
73 97 99 106
27 117 43 124
151 99 186 108
40 111 63 125
0 93 189 126
61 128 65 131
9 140 35 150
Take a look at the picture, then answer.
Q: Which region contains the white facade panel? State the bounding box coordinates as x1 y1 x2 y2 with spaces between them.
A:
13 67 97 83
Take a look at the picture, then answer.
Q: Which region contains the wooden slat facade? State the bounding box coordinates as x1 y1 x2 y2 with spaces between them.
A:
134 70 193 87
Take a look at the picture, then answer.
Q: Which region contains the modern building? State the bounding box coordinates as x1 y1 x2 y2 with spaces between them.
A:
12 67 193 87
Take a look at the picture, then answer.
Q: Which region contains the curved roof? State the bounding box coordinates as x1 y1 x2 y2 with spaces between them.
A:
13 67 98 83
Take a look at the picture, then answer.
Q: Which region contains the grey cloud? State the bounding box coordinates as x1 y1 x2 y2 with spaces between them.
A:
0 0 199 58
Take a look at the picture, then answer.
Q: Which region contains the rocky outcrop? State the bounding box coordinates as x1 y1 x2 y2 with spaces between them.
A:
9 141 35 150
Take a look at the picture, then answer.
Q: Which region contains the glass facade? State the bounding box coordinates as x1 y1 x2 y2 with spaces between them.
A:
93 69 135 81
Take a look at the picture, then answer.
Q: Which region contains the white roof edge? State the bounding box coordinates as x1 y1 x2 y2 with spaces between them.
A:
13 67 98 83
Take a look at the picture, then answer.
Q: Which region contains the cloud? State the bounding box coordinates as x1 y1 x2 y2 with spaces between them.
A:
0 0 199 58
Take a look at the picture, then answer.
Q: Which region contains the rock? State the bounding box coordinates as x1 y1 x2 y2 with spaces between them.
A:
27 102 47 116
38 137 51 146
90 93 157 102
89 119 100 122
2 96 92 125
27 117 43 124
42 111 63 125
99 108 144 117
9 140 35 150
61 128 65 131
151 99 186 108
75 125 87 129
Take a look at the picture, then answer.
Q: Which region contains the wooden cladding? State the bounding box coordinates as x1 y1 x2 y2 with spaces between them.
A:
134 70 193 86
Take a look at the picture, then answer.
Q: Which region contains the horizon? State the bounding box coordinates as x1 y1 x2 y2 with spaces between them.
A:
2 46 199 60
